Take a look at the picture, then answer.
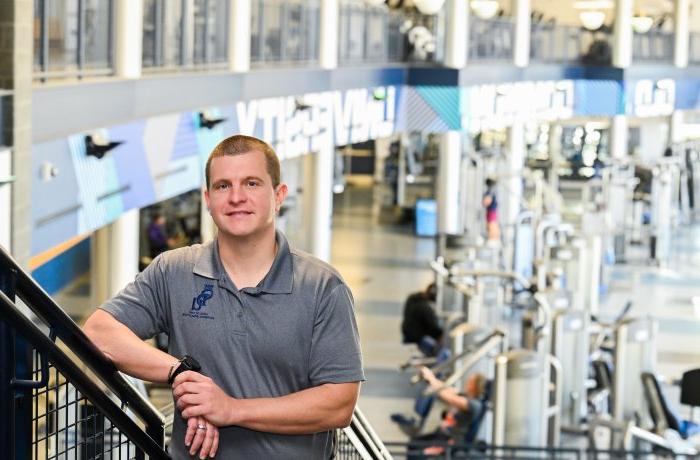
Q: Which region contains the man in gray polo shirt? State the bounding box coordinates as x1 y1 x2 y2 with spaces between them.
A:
84 135 364 459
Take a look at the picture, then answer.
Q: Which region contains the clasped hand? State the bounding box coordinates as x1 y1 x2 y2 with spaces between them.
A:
172 371 232 458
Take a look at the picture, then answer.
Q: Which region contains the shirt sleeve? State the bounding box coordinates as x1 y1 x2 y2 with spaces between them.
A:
99 255 170 340
308 283 365 386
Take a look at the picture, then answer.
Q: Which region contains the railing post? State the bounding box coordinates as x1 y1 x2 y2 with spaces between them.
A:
147 423 165 452
0 265 14 458
1 263 32 459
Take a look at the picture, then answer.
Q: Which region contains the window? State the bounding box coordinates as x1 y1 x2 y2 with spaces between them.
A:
193 0 228 65
143 0 227 70
34 0 114 79
251 0 319 66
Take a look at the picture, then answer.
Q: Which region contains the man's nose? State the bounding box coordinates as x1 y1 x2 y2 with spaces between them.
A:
227 185 246 203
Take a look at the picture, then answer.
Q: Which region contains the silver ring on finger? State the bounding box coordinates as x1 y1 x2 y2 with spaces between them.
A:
197 424 206 431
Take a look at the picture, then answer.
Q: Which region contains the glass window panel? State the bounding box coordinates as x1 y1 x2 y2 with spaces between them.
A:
47 0 79 71
347 5 365 61
262 1 282 61
366 12 386 61
306 2 320 62
285 3 304 61
211 0 228 63
250 0 261 61
83 0 112 69
163 0 183 66
142 0 158 67
34 0 43 70
193 0 207 64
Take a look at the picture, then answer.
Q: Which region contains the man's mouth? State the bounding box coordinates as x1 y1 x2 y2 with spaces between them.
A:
225 210 253 217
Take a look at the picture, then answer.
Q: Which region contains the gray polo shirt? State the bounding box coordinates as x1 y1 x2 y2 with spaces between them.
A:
100 231 364 459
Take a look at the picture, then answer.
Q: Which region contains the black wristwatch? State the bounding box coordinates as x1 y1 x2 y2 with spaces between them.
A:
168 355 201 384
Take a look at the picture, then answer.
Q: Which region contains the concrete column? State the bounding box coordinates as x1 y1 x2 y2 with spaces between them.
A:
320 0 339 69
512 0 531 68
311 146 334 262
229 0 251 72
613 0 633 68
91 210 140 306
669 110 685 144
674 0 690 68
502 121 526 268
115 0 143 78
0 0 33 266
445 0 468 68
610 115 629 159
504 121 525 226
436 131 462 236
200 188 217 243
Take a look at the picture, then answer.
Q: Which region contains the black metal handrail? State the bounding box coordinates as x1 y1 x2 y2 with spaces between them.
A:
0 245 165 444
384 440 660 459
0 290 169 459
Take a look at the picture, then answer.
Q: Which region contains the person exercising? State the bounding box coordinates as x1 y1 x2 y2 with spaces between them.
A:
483 178 499 241
413 368 488 456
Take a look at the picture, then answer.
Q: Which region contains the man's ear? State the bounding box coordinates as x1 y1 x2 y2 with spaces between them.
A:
275 183 289 212
203 187 211 212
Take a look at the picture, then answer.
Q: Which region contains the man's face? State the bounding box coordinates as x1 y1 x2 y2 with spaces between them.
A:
204 151 287 240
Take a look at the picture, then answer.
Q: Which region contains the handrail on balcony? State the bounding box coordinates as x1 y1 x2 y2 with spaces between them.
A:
0 244 166 456
0 289 169 458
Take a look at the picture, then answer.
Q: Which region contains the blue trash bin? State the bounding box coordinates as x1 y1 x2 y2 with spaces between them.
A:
415 199 437 237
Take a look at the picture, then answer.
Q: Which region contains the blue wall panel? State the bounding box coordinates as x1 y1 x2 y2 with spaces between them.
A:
32 238 90 296
573 80 623 116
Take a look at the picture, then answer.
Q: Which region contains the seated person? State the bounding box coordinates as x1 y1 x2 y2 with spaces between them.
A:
401 283 443 354
409 368 488 457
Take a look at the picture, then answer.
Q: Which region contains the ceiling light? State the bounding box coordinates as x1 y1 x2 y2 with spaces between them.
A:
413 0 446 15
471 0 499 20
631 15 654 34
579 10 606 31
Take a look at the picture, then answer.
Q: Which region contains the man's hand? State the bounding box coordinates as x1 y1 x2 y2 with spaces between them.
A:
184 416 219 459
173 371 233 426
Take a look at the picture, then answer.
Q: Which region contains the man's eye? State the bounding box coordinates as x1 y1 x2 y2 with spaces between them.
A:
215 183 229 190
246 181 259 187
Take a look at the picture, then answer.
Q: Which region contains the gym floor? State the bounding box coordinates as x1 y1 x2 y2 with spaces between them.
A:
332 181 700 443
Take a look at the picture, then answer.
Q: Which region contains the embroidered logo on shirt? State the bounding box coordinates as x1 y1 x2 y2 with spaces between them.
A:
191 284 214 311
183 284 216 320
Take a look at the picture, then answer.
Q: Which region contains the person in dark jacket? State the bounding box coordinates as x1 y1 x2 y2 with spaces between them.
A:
401 283 443 350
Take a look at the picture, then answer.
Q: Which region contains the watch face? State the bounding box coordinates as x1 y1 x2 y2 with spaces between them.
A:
183 355 201 372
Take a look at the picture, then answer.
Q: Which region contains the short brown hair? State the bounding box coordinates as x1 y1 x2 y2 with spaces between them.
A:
467 372 488 398
205 135 281 189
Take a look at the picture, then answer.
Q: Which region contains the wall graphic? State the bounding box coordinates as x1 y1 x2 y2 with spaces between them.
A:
32 85 401 256
31 75 700 257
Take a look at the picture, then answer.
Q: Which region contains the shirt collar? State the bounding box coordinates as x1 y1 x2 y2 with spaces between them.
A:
192 230 293 294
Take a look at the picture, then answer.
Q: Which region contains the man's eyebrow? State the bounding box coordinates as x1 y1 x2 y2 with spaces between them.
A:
243 175 265 183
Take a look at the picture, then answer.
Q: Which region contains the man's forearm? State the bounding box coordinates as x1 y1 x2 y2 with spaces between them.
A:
174 372 361 433
228 382 359 434
83 309 177 383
